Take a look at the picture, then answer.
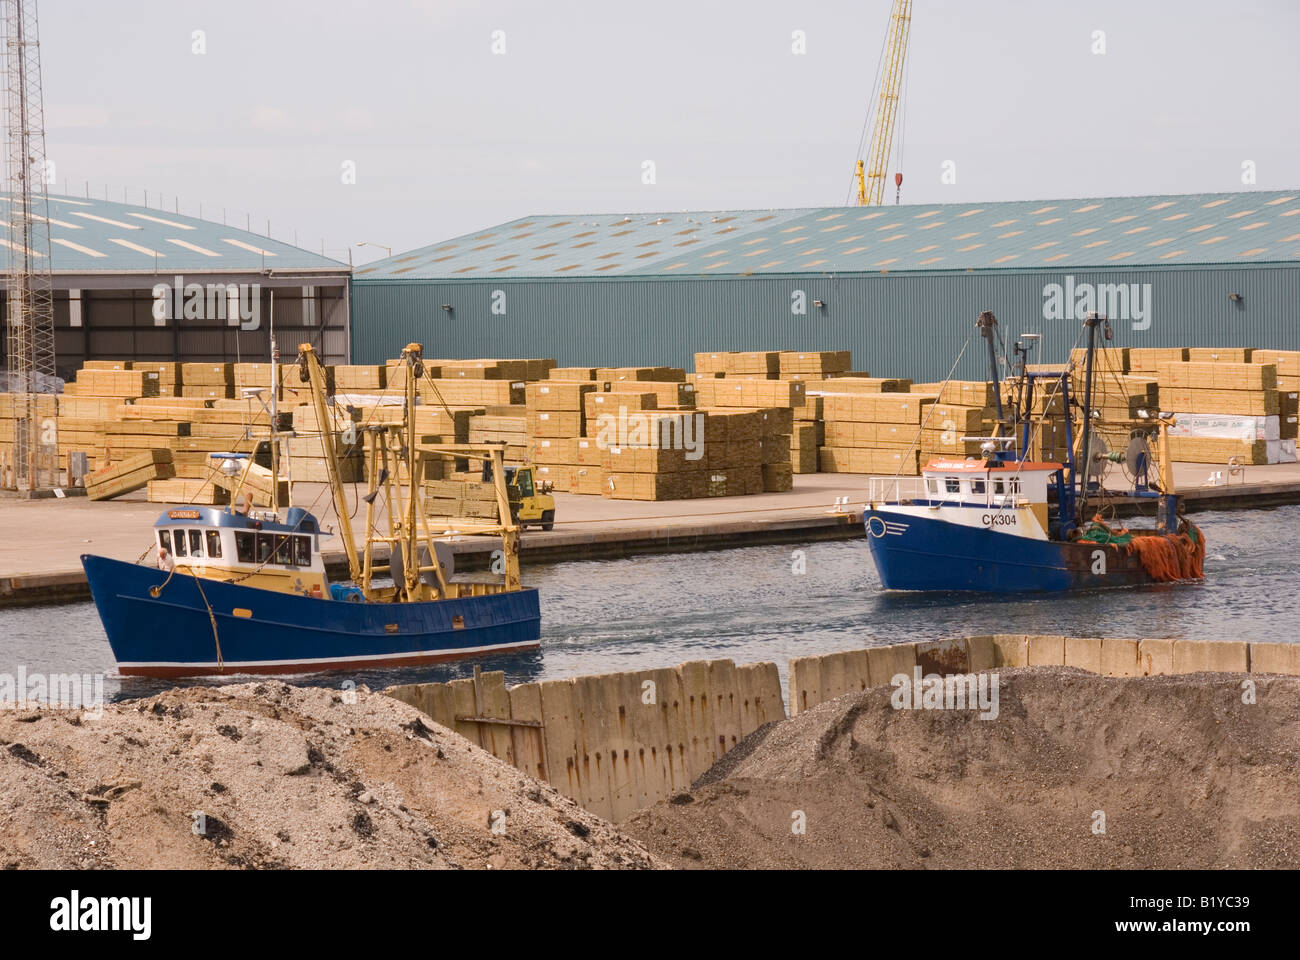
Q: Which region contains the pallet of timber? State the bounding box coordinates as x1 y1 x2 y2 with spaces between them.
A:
331 365 387 391
549 366 597 380
1187 348 1253 364
288 457 363 483
208 460 290 506
85 449 175 500
1157 361 1276 391
595 366 686 383
1128 348 1188 373
419 378 524 406
1160 388 1278 416
805 377 911 394
147 478 231 505
819 447 920 475
778 351 852 377
607 380 696 407
695 379 806 408
526 380 597 411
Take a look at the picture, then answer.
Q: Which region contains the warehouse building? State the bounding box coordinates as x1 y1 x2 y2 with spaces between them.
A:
1 194 351 382
350 190 1300 381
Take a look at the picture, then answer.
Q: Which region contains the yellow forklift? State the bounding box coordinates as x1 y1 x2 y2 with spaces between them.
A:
480 446 556 531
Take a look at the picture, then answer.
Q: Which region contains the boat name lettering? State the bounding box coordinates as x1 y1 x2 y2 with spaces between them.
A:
167 510 201 520
982 512 1017 527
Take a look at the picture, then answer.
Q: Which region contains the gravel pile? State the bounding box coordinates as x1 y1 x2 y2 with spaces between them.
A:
627 667 1300 869
0 681 662 870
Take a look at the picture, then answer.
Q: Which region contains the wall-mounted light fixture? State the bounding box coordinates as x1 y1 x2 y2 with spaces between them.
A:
440 304 453 312
1228 292 1243 303
813 299 826 309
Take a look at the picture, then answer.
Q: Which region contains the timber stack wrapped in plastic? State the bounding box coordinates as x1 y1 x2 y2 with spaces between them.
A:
1157 355 1296 464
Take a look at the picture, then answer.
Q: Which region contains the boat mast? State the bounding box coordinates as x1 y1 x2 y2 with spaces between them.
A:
402 343 421 601
977 311 1006 430
296 343 364 588
269 291 279 516
1076 311 1110 521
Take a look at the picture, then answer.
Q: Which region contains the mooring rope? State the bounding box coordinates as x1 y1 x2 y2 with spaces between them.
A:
190 571 225 672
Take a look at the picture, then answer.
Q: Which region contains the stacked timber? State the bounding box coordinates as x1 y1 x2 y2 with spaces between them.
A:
694 350 780 380
423 479 500 521
595 366 686 384
1128 347 1188 376
180 363 234 400
468 408 527 465
778 350 852 379
819 390 937 475
690 379 800 491
63 367 161 400
602 410 756 501
208 459 290 507
289 402 362 482
525 380 598 491
1157 359 1294 464
331 364 387 393
85 449 175 501
131 361 183 397
434 358 555 381
1250 350 1300 445
549 366 597 380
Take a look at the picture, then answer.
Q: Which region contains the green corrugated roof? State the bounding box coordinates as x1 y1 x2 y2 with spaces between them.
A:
354 190 1300 281
1 194 348 273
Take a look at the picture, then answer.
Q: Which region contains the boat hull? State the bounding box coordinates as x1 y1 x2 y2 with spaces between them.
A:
863 507 1159 592
82 554 542 677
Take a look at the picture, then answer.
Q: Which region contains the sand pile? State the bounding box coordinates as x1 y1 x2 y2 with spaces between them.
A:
0 681 661 869
627 667 1300 869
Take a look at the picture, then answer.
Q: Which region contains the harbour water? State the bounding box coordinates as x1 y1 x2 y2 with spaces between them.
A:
1 505 1295 704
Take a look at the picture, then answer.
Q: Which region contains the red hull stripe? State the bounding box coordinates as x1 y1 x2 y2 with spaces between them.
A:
117 642 542 678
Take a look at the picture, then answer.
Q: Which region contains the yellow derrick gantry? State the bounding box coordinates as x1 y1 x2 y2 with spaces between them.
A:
855 0 913 206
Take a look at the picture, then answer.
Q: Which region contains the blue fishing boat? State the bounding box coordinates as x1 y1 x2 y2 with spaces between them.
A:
863 311 1206 592
83 342 542 677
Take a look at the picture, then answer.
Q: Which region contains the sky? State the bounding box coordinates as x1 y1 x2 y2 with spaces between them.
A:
36 0 1300 265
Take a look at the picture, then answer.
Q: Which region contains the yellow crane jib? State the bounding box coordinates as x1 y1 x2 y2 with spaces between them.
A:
856 0 913 207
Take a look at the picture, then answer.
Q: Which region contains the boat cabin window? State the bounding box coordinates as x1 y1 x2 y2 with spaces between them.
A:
189 529 204 557
971 479 986 494
254 533 274 564
944 478 961 494
206 530 222 559
172 529 188 557
926 478 941 497
158 529 172 554
231 530 308 567
992 477 1022 498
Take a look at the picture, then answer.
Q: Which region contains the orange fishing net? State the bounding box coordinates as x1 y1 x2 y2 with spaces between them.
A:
1127 524 1206 582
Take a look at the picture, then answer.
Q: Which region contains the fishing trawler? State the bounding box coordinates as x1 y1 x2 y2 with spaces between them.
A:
82 342 541 677
863 311 1206 592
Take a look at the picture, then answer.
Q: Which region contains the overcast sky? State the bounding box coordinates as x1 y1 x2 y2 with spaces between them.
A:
38 0 1300 265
